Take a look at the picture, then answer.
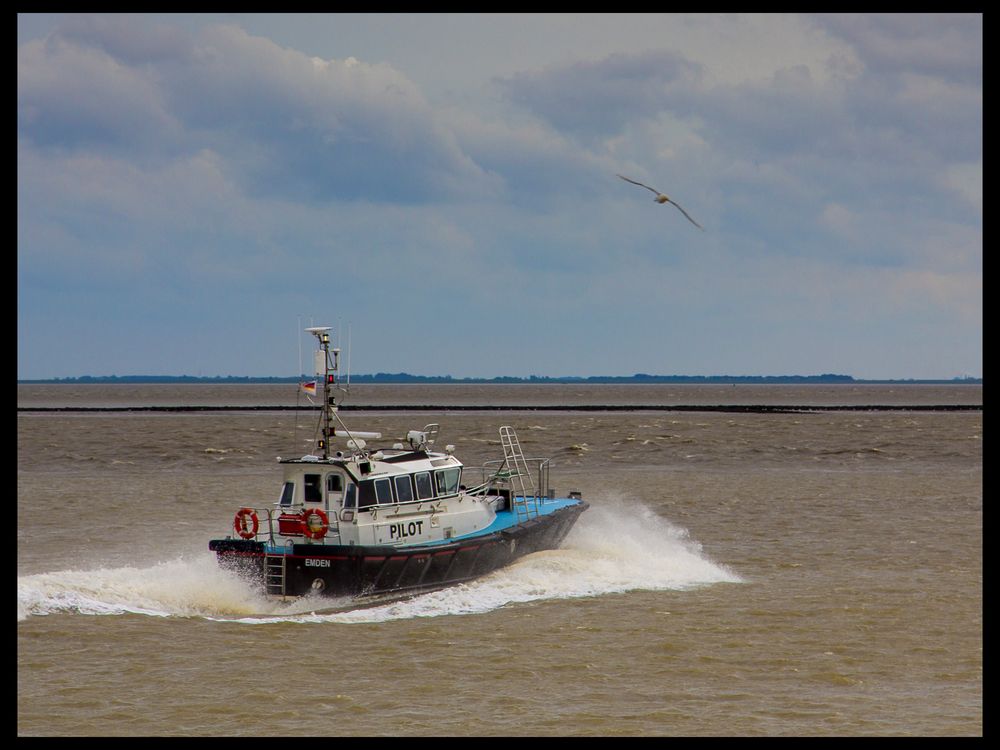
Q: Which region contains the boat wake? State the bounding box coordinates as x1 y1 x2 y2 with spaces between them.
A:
16 556 273 622
18 497 740 624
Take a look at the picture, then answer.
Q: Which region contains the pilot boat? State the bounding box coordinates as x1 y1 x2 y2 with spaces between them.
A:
208 326 589 600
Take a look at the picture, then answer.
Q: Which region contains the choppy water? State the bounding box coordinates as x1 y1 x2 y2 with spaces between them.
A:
17 384 982 736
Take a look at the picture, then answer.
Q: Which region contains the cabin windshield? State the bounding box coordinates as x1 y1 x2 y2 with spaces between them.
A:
356 466 462 510
435 467 461 496
279 481 295 507
394 475 414 504
415 472 433 500
374 478 393 505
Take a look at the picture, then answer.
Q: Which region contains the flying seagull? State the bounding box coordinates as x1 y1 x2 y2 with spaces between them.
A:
617 174 704 230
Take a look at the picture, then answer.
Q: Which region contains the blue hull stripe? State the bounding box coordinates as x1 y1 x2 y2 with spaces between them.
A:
406 497 582 546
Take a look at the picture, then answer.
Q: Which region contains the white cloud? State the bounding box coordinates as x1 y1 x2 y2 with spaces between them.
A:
812 13 982 82
819 202 859 240
17 34 182 152
943 162 982 213
18 20 501 205
497 49 704 140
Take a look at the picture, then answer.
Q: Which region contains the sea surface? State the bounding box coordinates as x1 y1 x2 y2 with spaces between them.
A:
17 384 982 736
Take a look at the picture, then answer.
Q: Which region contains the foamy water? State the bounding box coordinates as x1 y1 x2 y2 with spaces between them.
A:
16 556 265 621
18 499 740 625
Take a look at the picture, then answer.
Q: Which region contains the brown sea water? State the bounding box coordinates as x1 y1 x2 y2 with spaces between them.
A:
17 384 982 736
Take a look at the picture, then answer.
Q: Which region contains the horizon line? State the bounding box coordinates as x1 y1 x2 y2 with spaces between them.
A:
16 373 983 385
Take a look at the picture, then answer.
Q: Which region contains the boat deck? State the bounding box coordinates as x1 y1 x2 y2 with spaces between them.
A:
437 496 582 544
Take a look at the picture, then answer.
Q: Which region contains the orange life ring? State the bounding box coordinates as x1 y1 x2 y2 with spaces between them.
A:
302 507 329 540
234 507 259 539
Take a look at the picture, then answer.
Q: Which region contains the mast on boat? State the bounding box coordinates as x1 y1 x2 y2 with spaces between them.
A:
305 326 379 460
304 326 337 459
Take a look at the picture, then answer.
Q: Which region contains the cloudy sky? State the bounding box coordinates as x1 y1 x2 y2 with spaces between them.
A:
17 13 982 380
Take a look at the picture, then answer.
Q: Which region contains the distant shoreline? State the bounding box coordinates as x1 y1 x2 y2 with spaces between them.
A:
16 374 983 385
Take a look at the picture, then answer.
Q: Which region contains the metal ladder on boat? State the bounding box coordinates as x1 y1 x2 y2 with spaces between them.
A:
265 553 287 598
499 426 539 522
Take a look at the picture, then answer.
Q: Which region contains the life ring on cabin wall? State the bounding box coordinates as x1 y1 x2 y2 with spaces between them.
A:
301 508 329 540
234 507 259 539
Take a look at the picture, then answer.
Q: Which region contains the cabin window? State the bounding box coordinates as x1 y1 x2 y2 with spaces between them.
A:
374 478 393 505
278 481 295 507
327 474 343 492
394 475 414 504
357 478 395 509
435 467 461 496
343 483 357 509
304 474 323 503
358 481 376 509
414 472 433 500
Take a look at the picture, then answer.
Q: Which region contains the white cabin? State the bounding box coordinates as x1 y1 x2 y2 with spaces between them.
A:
269 447 500 548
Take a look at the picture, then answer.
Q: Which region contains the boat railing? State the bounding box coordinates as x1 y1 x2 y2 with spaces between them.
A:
465 457 552 502
232 505 342 545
